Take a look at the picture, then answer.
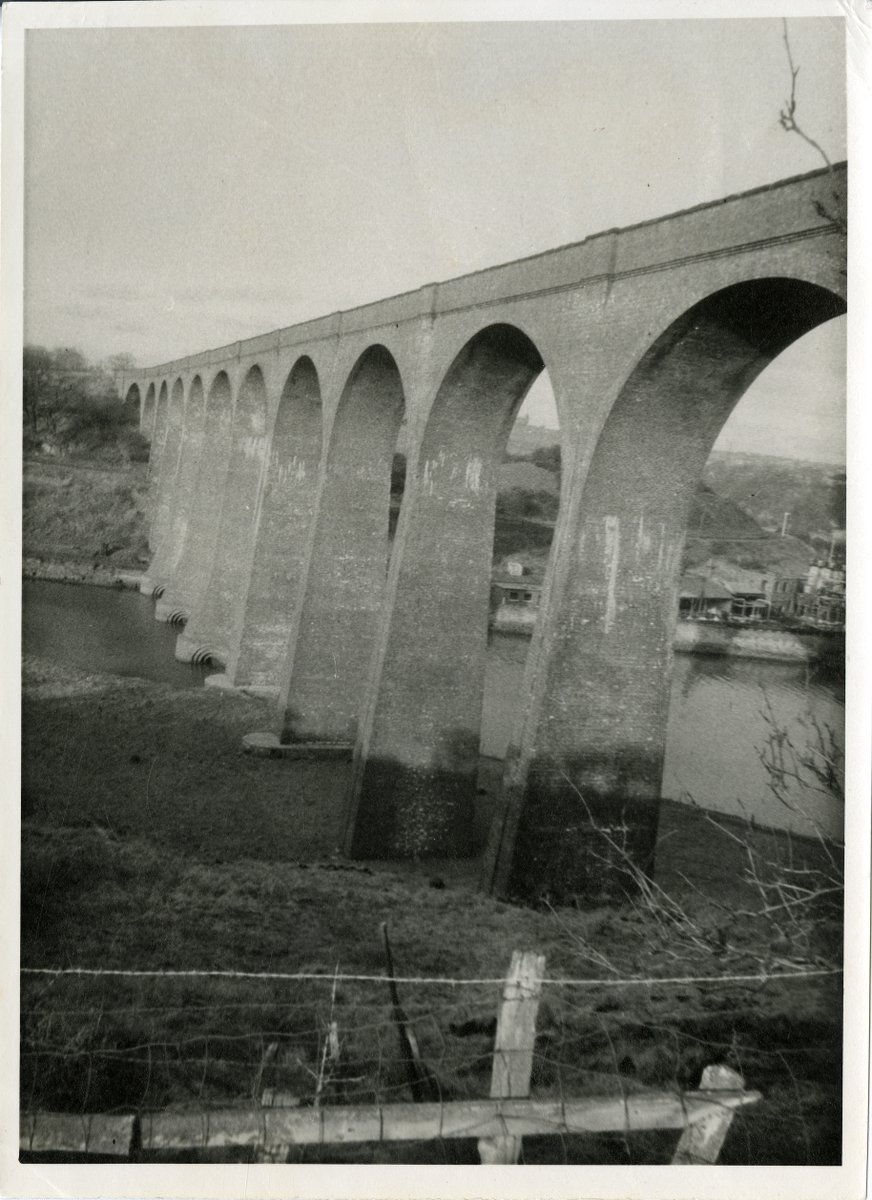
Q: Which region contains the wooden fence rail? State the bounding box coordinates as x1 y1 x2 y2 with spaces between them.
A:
22 1081 760 1161
19 951 761 1165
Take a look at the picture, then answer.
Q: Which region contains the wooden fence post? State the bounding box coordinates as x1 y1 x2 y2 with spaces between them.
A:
671 1063 746 1164
478 949 546 1165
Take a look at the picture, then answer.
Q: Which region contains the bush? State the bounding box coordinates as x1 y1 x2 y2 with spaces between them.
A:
24 345 141 463
496 487 559 521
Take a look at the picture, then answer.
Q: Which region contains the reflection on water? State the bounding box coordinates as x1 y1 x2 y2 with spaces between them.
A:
662 653 843 839
481 631 844 841
23 581 845 839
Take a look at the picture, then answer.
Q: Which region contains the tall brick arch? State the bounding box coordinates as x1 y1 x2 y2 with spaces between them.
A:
177 366 269 665
149 378 186 564
347 324 547 858
155 376 207 599
140 382 155 439
228 356 324 689
277 344 407 745
486 276 847 899
122 164 846 891
124 382 142 427
157 370 235 633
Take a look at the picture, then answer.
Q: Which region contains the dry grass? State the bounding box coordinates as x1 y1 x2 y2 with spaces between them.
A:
20 657 843 1164
23 462 150 568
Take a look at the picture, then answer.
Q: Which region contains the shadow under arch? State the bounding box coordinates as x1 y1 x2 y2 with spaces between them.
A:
158 371 234 627
277 344 406 744
227 356 324 688
125 383 141 426
345 323 547 860
487 276 847 902
180 365 269 666
141 382 156 442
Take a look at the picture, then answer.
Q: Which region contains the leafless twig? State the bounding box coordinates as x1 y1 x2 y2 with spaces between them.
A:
778 19 846 235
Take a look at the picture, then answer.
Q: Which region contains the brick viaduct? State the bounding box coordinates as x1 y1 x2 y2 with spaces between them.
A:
119 164 846 898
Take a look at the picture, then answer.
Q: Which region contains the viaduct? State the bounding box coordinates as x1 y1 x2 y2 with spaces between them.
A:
119 164 846 899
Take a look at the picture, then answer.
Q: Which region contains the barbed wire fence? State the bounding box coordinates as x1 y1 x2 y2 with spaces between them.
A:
19 949 841 1165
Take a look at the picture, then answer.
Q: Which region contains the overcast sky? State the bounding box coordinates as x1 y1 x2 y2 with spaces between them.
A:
24 17 846 461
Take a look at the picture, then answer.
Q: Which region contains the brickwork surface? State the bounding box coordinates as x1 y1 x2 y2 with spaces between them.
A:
122 166 847 895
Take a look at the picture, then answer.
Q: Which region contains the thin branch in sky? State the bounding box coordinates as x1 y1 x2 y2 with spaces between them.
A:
778 19 833 169
778 19 845 239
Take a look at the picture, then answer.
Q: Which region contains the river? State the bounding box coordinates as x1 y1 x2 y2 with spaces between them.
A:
22 579 210 689
23 578 845 841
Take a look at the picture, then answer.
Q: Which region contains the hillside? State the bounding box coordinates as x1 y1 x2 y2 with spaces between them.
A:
24 459 150 569
683 484 815 576
493 449 834 580
702 452 845 552
499 460 559 495
23 446 836 586
506 417 561 458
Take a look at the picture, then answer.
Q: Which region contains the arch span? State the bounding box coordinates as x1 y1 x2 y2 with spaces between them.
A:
125 383 141 425
146 382 171 549
145 376 206 601
346 324 546 859
141 383 156 440
178 366 269 665
157 371 234 630
149 378 186 561
227 357 323 689
278 344 406 744
488 276 846 901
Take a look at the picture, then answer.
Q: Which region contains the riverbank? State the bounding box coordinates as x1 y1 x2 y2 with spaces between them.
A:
673 619 843 663
23 456 150 571
27 558 845 667
23 555 143 590
491 610 844 664
20 654 843 1163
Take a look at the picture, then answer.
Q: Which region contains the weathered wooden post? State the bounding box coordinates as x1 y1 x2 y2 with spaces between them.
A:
478 949 546 1165
671 1063 746 1164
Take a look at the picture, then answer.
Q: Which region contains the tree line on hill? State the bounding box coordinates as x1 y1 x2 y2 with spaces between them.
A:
702 452 845 551
499 442 845 550
23 346 147 464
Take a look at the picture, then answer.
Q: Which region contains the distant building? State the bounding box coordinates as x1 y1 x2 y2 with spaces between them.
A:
679 571 772 623
769 575 804 611
796 590 845 629
491 559 544 633
769 561 846 630
806 562 845 595
490 559 845 636
721 580 771 622
678 574 733 620
492 577 543 608
718 568 773 597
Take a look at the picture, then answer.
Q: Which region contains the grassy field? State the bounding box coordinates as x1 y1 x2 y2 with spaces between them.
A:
19 450 843 1164
23 459 150 570
20 655 843 1165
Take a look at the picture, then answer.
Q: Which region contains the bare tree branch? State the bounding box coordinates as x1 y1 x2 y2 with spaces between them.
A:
778 19 846 237
778 20 833 169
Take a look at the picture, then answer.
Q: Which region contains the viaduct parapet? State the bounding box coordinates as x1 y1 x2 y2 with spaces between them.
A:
119 164 846 898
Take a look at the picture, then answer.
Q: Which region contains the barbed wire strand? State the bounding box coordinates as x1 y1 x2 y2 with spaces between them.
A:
21 965 842 987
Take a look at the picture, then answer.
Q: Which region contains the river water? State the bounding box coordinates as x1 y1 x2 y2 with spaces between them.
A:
23 579 845 840
22 579 211 689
